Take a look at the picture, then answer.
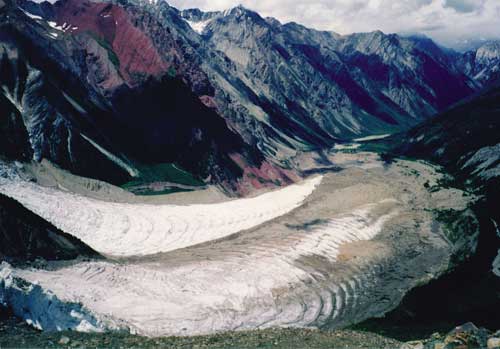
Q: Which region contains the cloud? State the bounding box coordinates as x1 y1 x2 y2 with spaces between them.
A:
444 0 484 13
167 0 500 49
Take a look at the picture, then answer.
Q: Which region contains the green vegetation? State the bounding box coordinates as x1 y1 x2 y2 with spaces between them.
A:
121 163 205 195
359 140 395 154
430 207 480 265
167 66 176 78
138 163 204 186
434 209 472 244
88 33 120 69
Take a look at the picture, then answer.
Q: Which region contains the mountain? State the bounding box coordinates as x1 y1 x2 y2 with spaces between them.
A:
386 80 500 266
182 6 475 138
373 79 499 233
457 41 500 87
0 0 486 195
0 0 299 195
1 0 500 341
385 82 500 192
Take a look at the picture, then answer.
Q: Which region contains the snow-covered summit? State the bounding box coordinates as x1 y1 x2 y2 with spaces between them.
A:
181 5 263 34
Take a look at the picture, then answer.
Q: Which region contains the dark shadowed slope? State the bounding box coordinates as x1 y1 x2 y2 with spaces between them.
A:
385 82 500 189
1 0 299 195
0 193 100 264
361 81 500 330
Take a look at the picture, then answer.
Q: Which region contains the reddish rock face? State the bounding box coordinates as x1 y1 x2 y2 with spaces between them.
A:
229 153 300 195
40 0 290 195
52 0 168 86
12 0 302 195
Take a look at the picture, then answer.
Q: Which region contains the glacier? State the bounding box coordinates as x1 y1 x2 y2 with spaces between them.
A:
0 169 321 256
1 201 398 336
0 153 473 337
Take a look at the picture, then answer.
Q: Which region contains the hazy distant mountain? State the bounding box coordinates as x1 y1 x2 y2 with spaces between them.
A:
456 41 500 87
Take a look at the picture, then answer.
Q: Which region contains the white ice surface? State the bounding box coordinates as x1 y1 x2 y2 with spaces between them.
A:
0 175 321 256
0 262 108 333
2 201 398 336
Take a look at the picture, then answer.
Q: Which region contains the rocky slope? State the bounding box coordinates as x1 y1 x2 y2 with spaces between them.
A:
363 80 500 330
0 193 99 264
0 312 403 349
384 81 500 207
181 6 475 139
0 0 483 197
1 0 297 195
400 322 500 349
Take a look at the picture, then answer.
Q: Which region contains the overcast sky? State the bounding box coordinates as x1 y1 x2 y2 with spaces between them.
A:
167 0 500 49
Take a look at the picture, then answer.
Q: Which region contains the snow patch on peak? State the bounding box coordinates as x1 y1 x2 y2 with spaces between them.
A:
19 8 43 20
224 4 250 17
47 21 64 31
184 18 212 34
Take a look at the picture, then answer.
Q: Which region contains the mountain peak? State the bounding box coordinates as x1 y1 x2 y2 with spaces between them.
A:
181 4 263 28
476 41 500 61
229 4 248 13
221 4 262 19
265 16 281 27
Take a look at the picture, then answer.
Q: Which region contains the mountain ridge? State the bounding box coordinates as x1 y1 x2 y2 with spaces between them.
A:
181 3 476 132
0 0 497 194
